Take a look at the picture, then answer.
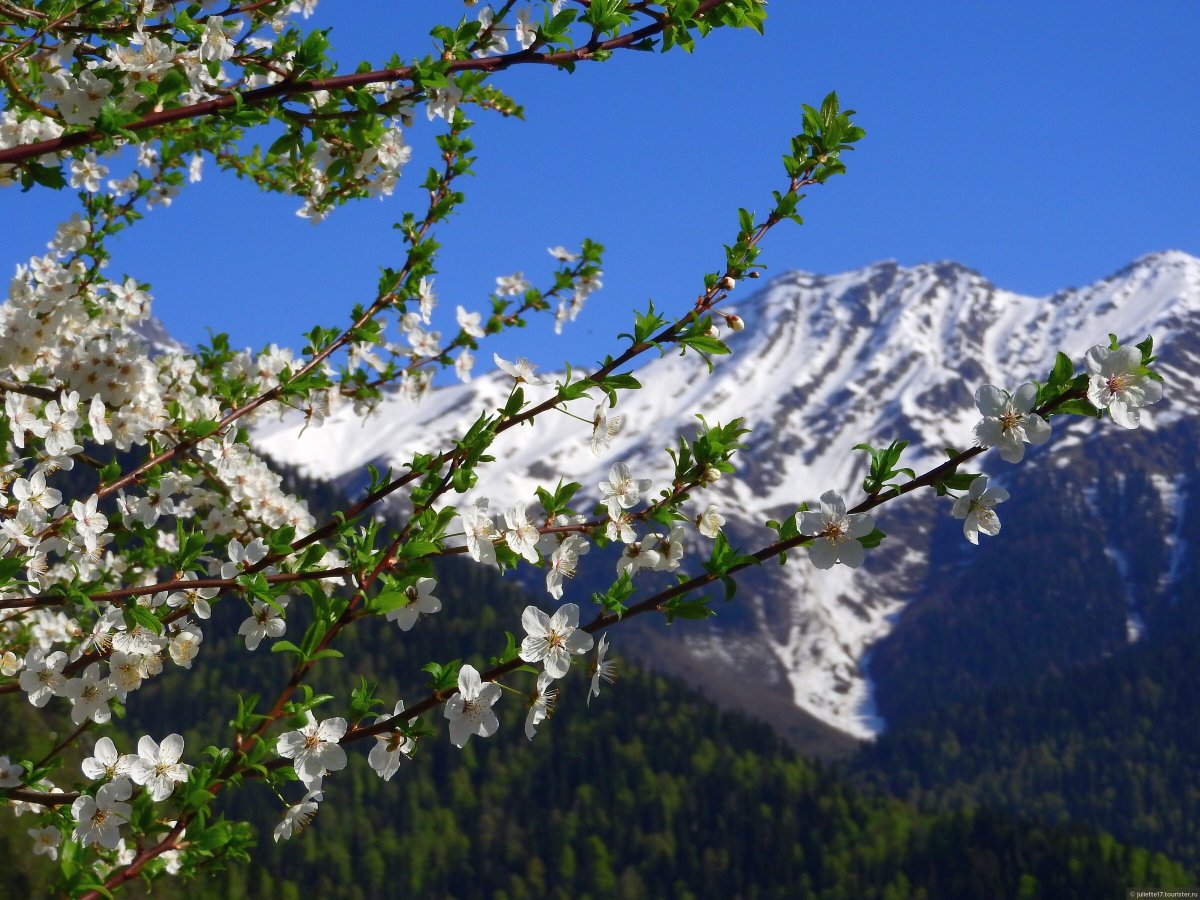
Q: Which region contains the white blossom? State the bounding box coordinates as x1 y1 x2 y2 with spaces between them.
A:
368 701 414 781
19 648 68 707
599 462 652 515
0 755 23 787
519 603 594 678
546 533 589 600
972 383 1051 463
460 497 498 565
548 245 580 262
796 490 875 570
61 662 116 724
128 733 190 801
81 737 132 782
444 664 501 747
28 825 60 859
590 404 622 456
72 777 131 849
495 272 529 296
273 789 322 842
952 475 1009 544
1084 343 1163 429
493 352 544 385
237 599 288 651
276 711 348 788
525 672 556 740
616 541 661 577
168 623 204 668
385 577 441 631
456 304 486 338
503 501 541 563
696 503 725 538
588 633 617 706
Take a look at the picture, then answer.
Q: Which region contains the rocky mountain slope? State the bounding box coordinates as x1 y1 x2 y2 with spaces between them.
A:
253 251 1200 745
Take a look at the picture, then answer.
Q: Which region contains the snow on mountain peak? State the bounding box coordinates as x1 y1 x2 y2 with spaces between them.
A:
253 253 1200 739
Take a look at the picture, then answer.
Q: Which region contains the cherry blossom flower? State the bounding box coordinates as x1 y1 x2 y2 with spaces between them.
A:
18 648 68 707
525 672 557 740
652 526 686 573
28 825 60 859
368 701 415 781
495 272 530 296
515 6 538 49
221 537 268 579
108 651 147 699
81 737 132 782
426 82 463 121
519 603 594 678
72 777 131 849
599 462 652 515
796 490 875 569
61 662 115 724
474 5 510 56
972 383 1051 463
696 503 725 538
590 404 622 456
548 245 580 262
128 734 191 801
455 348 475 383
276 711 348 788
71 495 108 553
0 755 23 787
238 599 288 651
456 305 486 338
606 511 637 544
68 153 107 192
617 541 661 577
199 15 236 61
168 623 204 668
1085 344 1163 429
274 789 323 842
546 534 589 599
952 475 1009 544
444 664 502 747
460 498 498 565
385 577 441 631
494 352 545 385
12 471 61 513
504 502 541 563
588 633 617 706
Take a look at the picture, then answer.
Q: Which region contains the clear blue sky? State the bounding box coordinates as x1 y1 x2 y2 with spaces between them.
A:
4 2 1198 370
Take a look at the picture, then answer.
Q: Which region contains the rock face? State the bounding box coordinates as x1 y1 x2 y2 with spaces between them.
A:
253 251 1200 745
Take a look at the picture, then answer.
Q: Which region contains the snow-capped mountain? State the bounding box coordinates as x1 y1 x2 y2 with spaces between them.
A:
253 251 1200 744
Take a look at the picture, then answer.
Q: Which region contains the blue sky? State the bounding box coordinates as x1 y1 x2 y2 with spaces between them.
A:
4 2 1198 371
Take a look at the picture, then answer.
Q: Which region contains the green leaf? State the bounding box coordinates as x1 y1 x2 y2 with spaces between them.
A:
858 527 887 550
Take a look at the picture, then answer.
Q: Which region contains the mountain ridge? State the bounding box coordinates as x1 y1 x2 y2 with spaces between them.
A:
253 251 1199 741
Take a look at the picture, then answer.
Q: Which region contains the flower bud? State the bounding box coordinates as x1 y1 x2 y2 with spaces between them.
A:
726 314 744 332
748 270 760 279
706 324 720 339
718 275 736 292
702 465 722 484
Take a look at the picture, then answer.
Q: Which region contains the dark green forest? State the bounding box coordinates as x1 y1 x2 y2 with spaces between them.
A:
848 605 1200 870
1 547 1195 898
